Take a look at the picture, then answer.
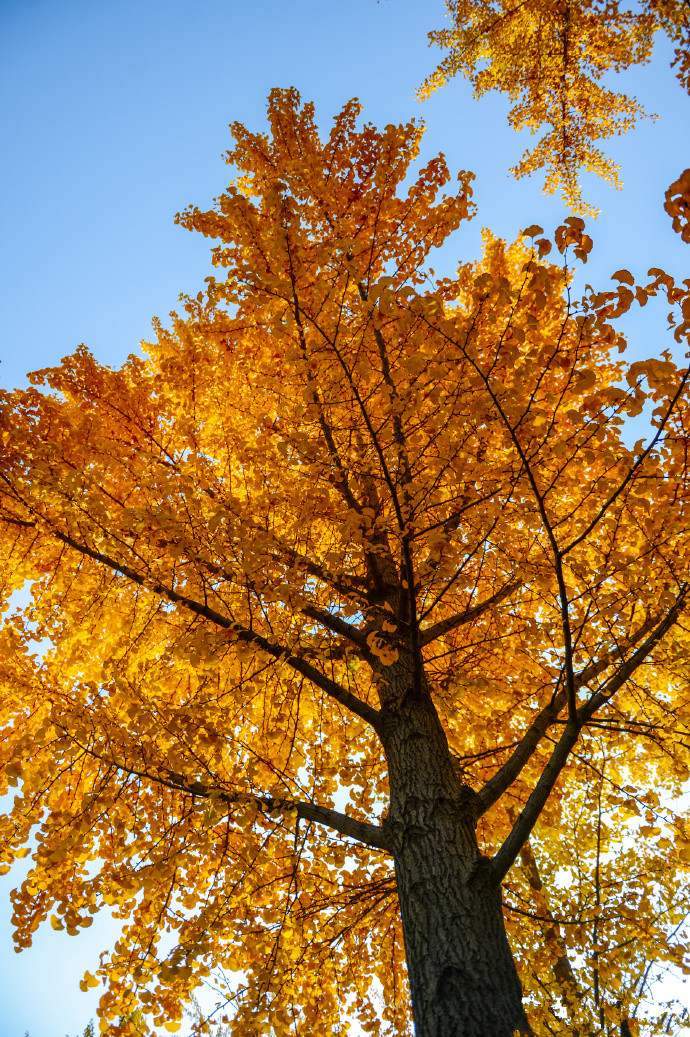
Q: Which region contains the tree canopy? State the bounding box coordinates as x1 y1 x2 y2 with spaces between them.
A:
1 89 690 1036
419 0 690 213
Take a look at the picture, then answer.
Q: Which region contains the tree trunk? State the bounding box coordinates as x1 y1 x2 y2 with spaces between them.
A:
378 674 530 1037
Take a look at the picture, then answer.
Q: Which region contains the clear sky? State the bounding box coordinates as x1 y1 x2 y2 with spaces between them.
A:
1 1 689 1035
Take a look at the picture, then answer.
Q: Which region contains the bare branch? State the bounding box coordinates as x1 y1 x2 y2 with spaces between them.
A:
506 804 587 1017
280 203 363 521
167 774 392 853
267 546 370 599
420 579 521 647
191 543 371 611
578 588 688 724
487 717 581 884
428 308 591 721
476 692 566 819
56 725 391 853
275 798 391 852
356 282 421 686
289 278 423 688
487 593 687 882
301 604 370 650
562 367 690 557
475 610 665 816
48 527 383 732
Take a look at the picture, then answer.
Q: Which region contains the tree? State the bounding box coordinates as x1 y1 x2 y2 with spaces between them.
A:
24 1022 96 1037
0 89 690 1037
418 0 690 214
73 1024 96 1037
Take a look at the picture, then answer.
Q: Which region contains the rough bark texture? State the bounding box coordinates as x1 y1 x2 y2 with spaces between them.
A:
377 662 530 1037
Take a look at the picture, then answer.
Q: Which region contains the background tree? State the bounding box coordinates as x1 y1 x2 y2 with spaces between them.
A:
24 1022 96 1037
418 0 690 214
1 90 690 1037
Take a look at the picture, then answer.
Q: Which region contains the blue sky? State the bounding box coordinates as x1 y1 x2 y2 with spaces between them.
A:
1 1 689 1034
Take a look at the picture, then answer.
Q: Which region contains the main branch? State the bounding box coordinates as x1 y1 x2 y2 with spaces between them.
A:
475 610 667 816
419 579 521 646
45 525 383 732
165 773 392 853
487 596 687 882
57 726 392 853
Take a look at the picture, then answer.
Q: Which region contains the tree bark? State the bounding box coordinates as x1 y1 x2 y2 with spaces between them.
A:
378 671 530 1037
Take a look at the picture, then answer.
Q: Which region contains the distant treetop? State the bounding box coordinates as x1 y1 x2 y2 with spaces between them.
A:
419 0 690 214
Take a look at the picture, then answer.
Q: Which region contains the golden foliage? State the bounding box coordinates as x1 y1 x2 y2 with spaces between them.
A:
665 167 690 242
0 91 690 1034
419 0 690 214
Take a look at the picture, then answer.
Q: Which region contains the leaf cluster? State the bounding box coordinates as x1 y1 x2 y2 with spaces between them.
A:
419 0 690 213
